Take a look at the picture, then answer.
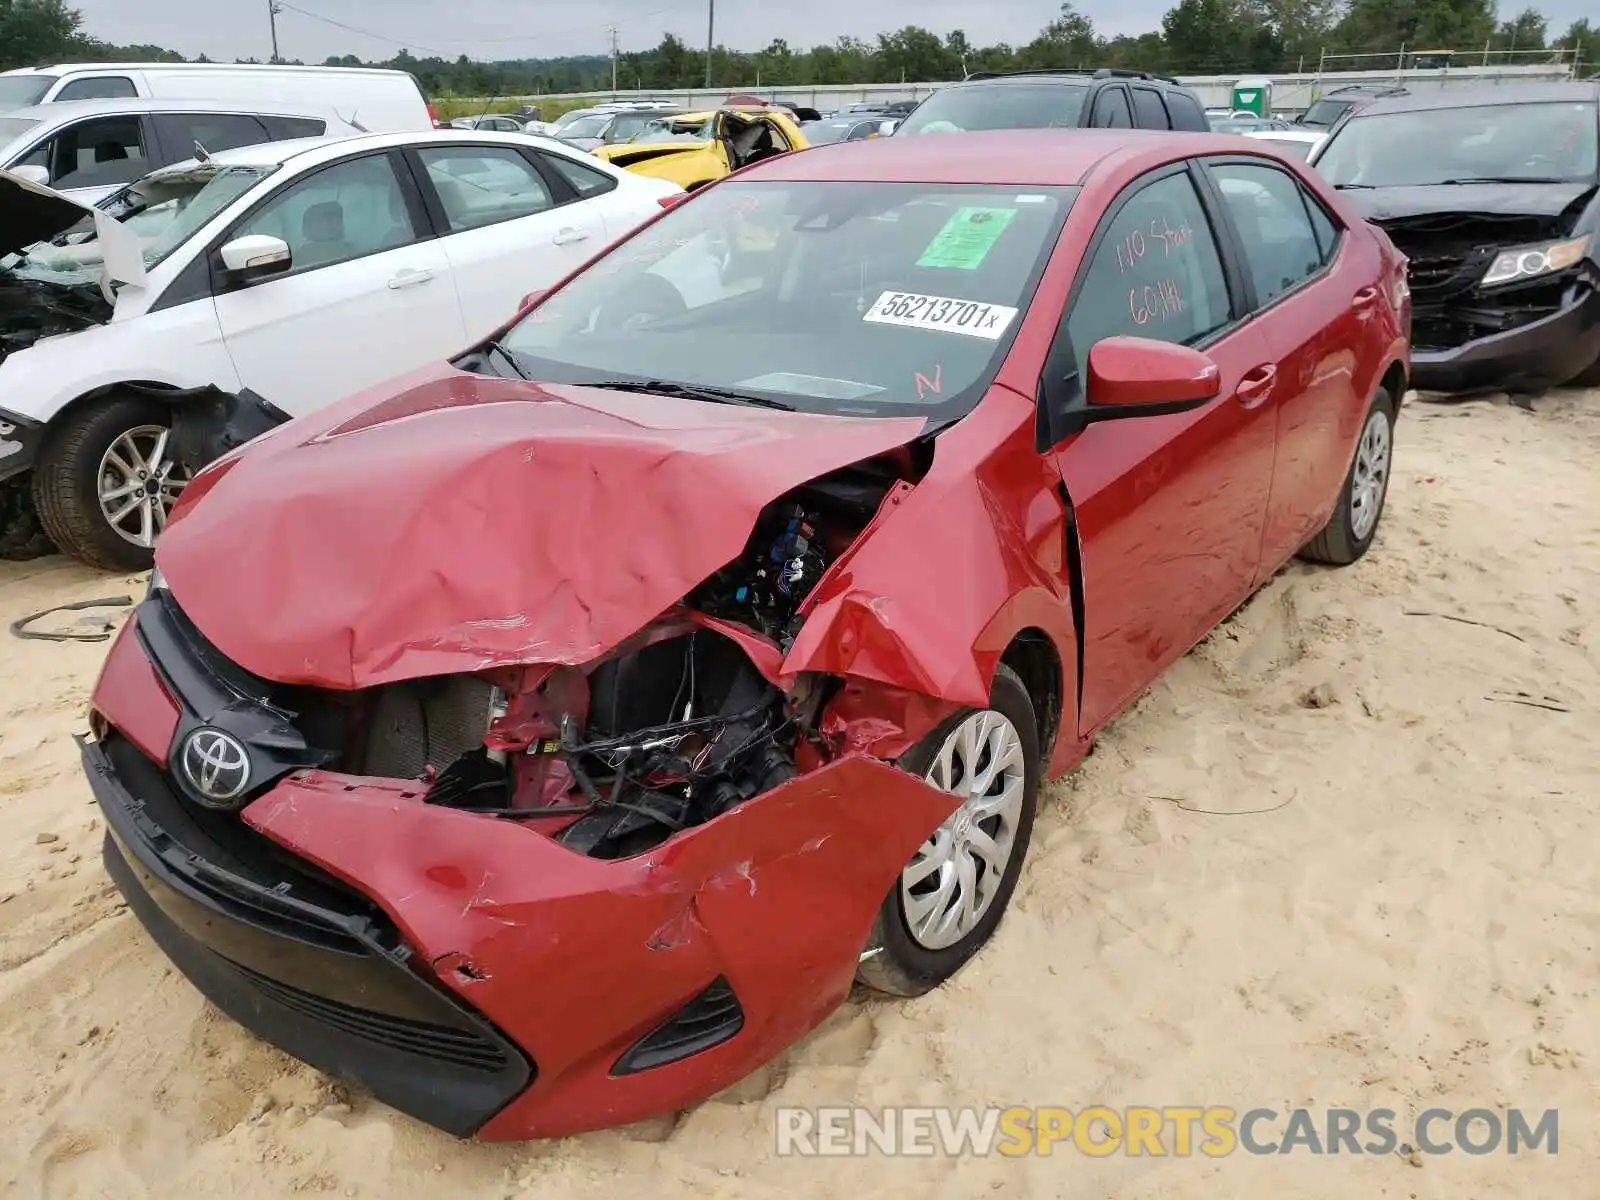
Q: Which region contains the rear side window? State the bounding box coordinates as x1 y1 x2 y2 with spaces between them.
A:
1091 87 1133 128
1164 91 1208 131
56 75 138 100
1068 170 1231 353
418 145 556 231
155 113 270 160
261 115 328 139
1132 88 1172 130
540 151 617 198
1208 162 1327 304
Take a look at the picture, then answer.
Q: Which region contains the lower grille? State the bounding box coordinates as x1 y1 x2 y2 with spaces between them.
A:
229 959 510 1072
613 976 745 1075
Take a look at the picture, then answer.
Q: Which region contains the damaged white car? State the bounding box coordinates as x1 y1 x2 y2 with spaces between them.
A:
0 131 682 569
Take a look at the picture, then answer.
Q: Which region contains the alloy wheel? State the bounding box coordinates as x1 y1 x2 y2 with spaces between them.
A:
98 425 189 549
1349 407 1391 542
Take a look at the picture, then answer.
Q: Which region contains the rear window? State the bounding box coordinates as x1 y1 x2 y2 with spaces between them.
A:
895 82 1090 134
0 75 55 108
1300 99 1352 128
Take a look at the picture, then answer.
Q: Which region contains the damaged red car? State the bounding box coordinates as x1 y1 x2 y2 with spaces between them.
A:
81 130 1409 1140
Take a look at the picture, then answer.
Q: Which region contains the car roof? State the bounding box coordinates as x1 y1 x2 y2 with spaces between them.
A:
1354 80 1600 117
750 128 1264 185
0 96 344 122
155 129 601 171
3 62 408 77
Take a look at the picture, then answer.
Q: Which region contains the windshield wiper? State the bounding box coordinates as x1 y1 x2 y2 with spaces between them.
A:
578 380 795 410
1435 176 1577 185
482 340 530 380
1333 182 1377 190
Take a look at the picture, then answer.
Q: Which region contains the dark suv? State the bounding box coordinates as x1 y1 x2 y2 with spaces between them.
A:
892 68 1210 136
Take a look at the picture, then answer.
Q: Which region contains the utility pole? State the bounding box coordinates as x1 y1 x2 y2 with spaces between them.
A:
267 0 281 63
606 25 619 97
705 0 714 89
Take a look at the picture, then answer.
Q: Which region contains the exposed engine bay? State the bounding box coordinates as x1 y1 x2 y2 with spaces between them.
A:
0 273 110 366
252 448 929 859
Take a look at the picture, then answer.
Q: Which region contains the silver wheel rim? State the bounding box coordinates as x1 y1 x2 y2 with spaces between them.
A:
1349 407 1391 543
901 710 1027 951
98 425 189 549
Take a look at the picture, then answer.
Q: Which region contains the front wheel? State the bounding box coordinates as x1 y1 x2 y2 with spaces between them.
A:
856 664 1040 998
1298 388 1395 567
32 396 191 571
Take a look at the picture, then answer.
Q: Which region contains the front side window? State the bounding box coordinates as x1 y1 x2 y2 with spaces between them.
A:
417 146 554 232
56 75 137 100
35 116 148 189
894 83 1090 134
1316 101 1599 187
1092 87 1133 129
493 181 1076 420
232 154 416 274
1209 162 1327 305
1067 170 1231 356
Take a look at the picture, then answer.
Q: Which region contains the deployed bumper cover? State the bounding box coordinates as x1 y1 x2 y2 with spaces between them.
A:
87 612 961 1139
1412 283 1600 392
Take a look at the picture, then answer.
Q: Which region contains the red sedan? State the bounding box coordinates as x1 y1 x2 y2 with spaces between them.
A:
82 130 1409 1139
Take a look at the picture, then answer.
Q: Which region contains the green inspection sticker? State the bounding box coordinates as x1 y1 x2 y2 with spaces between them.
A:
916 206 1018 270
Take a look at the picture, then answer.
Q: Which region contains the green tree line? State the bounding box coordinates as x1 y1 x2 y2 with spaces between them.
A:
2 0 1594 97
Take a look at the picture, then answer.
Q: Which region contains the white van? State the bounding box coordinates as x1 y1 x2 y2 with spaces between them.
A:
0 98 370 203
0 63 436 130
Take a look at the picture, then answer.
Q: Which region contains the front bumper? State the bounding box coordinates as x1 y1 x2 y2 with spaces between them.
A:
87 606 959 1139
0 405 45 484
1411 282 1600 393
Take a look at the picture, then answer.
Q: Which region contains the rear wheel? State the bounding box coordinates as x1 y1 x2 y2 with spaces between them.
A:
1298 388 1395 567
856 665 1040 998
32 396 191 571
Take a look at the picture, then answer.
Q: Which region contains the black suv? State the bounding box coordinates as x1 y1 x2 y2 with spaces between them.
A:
892 68 1211 136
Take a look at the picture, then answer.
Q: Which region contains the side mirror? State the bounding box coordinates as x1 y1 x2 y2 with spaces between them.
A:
1085 336 1221 412
219 234 291 283
13 164 51 187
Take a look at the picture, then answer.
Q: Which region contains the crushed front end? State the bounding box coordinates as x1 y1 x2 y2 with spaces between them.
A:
1374 209 1600 392
83 447 966 1140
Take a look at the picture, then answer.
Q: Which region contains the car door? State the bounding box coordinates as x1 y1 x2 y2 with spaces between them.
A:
211 149 466 416
1089 86 1133 128
409 142 603 339
1047 163 1280 737
1202 157 1370 576
1131 86 1173 130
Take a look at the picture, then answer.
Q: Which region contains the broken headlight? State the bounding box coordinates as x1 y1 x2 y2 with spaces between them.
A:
1480 235 1590 287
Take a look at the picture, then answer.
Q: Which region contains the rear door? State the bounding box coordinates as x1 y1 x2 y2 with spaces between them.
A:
407 141 604 339
1047 162 1280 736
211 149 466 415
1089 86 1133 128
1131 86 1173 130
1201 156 1372 575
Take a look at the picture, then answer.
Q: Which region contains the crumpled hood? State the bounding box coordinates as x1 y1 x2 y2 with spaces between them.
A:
1348 181 1596 224
596 141 707 167
0 167 147 297
155 367 926 689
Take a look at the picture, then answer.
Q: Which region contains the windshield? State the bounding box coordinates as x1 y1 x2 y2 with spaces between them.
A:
607 112 663 141
7 163 273 284
552 109 596 129
1316 101 1599 187
895 82 1089 135
630 115 713 144
1299 99 1352 129
801 119 860 144
560 115 611 139
0 75 55 109
490 180 1074 421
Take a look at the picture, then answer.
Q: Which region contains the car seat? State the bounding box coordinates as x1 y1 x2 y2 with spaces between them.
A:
298 201 356 268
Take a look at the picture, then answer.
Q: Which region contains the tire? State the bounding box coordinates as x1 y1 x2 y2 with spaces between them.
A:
1567 354 1600 389
1298 388 1395 567
32 395 188 572
856 664 1041 998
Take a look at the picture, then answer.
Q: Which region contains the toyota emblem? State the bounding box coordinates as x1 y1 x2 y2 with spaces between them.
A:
179 728 251 807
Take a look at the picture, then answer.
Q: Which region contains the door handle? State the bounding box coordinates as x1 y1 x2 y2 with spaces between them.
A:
387 268 435 290
1236 364 1277 409
552 227 591 246
1351 285 1379 311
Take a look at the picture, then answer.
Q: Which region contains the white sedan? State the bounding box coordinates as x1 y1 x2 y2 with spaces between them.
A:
0 130 682 569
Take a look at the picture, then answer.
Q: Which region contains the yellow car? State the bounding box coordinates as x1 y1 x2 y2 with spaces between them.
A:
593 107 809 191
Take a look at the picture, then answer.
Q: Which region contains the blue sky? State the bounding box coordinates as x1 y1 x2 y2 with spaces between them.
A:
70 0 1590 66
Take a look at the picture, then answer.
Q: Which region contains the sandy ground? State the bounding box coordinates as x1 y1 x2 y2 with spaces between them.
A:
0 388 1596 1198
